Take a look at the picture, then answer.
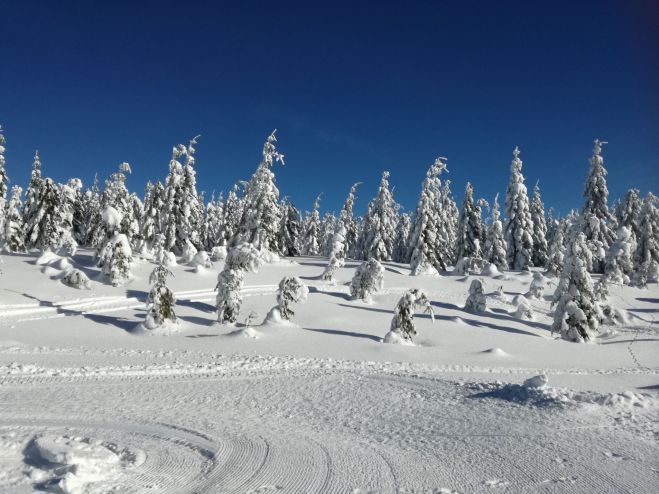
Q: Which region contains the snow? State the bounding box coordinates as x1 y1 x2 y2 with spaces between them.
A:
0 249 658 493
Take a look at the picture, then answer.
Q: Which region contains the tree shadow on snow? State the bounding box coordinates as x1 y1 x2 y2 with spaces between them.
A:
303 327 382 342
176 298 216 313
636 297 659 304
307 286 351 301
179 315 215 326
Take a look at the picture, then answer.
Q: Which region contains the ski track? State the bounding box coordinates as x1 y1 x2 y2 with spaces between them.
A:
0 355 657 493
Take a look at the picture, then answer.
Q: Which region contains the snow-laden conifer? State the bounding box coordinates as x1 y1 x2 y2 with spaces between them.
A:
350 258 384 302
238 131 284 252
603 226 635 285
222 184 243 246
484 193 507 271
216 243 263 324
320 212 337 257
464 279 486 312
385 289 434 343
581 139 615 272
339 182 361 258
504 146 534 270
551 232 601 342
440 179 459 264
545 222 566 276
304 194 322 256
3 185 25 252
526 272 545 299
145 262 177 329
0 126 8 241
632 193 659 287
530 182 548 267
140 180 165 253
22 151 43 239
392 212 411 263
616 189 642 240
456 182 486 260
409 157 449 275
362 171 399 261
322 225 346 282
275 276 308 321
279 199 301 257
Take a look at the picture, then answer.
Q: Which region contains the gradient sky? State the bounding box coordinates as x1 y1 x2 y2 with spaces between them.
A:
1 0 657 216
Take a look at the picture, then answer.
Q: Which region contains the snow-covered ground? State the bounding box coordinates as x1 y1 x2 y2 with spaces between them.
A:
0 249 657 493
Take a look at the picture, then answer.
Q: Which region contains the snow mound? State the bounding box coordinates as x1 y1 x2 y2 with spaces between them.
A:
523 373 548 389
210 245 227 261
101 206 122 229
63 269 91 290
136 319 181 335
383 330 412 345
227 326 261 339
33 435 124 494
263 307 295 326
480 347 508 357
36 250 62 266
479 263 500 277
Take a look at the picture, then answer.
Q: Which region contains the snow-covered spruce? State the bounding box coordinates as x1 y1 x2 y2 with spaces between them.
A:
339 182 361 259
530 181 548 268
484 193 507 271
581 139 615 272
322 225 347 282
350 258 384 303
144 262 177 329
603 226 635 285
632 193 659 287
266 276 309 323
279 199 302 256
385 288 434 343
545 221 566 276
392 213 411 263
319 212 338 257
440 179 459 264
616 188 642 240
504 146 534 271
215 243 263 324
409 157 450 276
464 279 486 312
101 234 133 286
456 182 486 260
3 185 25 252
237 130 285 253
0 125 8 241
551 232 601 342
362 171 399 261
304 194 322 256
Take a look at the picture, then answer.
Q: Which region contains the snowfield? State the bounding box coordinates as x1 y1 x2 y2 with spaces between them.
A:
0 249 658 493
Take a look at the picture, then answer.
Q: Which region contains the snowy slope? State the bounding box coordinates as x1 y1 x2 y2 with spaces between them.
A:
0 249 657 493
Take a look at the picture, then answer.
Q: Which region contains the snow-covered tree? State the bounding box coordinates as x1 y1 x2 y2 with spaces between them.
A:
440 179 459 263
204 192 224 250
222 184 243 246
0 126 8 240
279 199 301 257
322 224 346 282
362 171 399 261
616 188 642 240
339 182 361 258
350 258 384 302
304 194 322 256
530 181 548 268
603 226 635 285
409 157 450 275
3 185 25 252
392 212 411 263
551 232 601 342
320 212 338 257
504 146 534 270
216 243 263 324
101 233 132 286
527 272 545 299
456 182 486 260
545 222 566 276
140 180 165 253
145 262 177 329
24 175 74 252
632 193 659 287
276 276 308 320
386 288 434 342
238 130 284 252
464 278 486 312
581 139 615 272
484 193 507 271
22 150 43 239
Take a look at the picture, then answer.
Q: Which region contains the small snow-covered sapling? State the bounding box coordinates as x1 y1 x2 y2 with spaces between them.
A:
216 243 263 324
526 272 545 299
464 279 486 312
276 276 309 320
145 263 177 328
350 258 384 302
388 288 435 342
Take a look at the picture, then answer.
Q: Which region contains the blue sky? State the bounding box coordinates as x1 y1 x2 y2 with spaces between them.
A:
0 0 657 216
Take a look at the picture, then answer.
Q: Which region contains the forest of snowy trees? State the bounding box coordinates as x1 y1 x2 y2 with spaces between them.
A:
0 125 657 342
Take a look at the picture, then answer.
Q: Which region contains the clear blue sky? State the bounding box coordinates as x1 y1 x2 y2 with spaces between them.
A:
1 0 657 216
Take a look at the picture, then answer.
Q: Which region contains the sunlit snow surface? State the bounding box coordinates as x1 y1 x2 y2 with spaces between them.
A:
0 249 657 493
